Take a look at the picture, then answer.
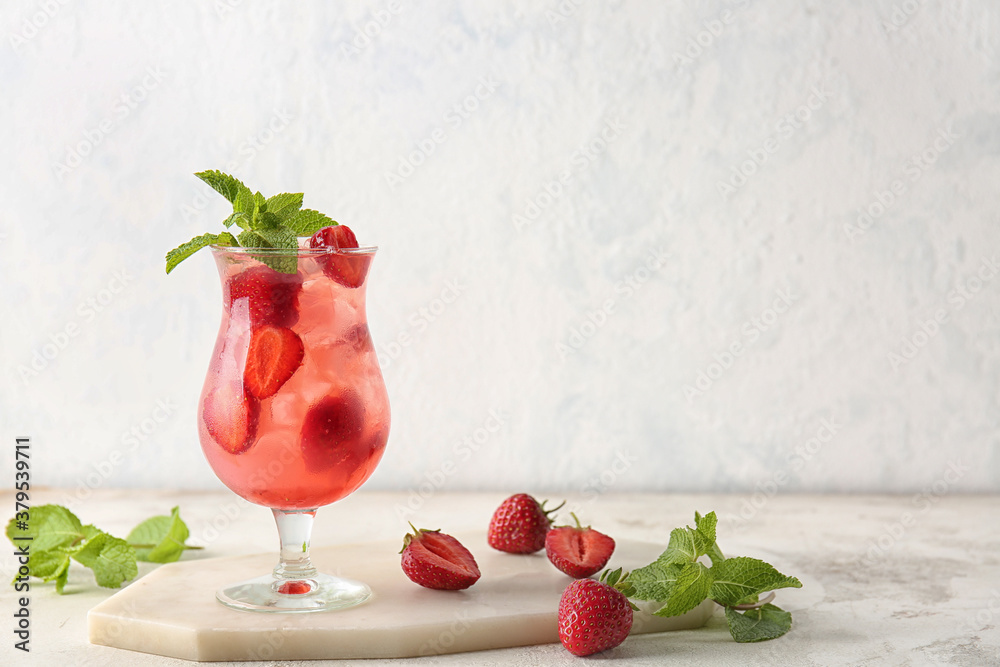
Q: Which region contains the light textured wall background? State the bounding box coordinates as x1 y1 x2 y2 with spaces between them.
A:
2 0 998 499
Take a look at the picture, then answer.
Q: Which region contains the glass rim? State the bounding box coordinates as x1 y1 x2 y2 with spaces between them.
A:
209 244 378 256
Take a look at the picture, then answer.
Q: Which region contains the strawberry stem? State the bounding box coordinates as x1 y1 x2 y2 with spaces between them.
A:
722 591 776 610
542 499 566 521
129 544 204 550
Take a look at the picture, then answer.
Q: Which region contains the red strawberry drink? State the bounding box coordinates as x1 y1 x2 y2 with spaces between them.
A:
200 246 389 510
165 173 392 612
193 230 389 612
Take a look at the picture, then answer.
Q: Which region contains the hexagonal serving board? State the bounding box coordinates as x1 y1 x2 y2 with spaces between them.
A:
88 533 713 661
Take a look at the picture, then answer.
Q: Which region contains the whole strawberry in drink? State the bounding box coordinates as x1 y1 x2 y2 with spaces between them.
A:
399 526 481 590
545 514 616 578
558 574 634 656
488 494 565 554
167 170 391 612
224 264 303 329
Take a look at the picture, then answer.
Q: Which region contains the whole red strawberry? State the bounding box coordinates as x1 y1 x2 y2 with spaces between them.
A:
545 514 616 578
558 576 633 656
309 224 371 288
400 526 481 590
300 393 366 471
225 265 302 328
488 494 565 554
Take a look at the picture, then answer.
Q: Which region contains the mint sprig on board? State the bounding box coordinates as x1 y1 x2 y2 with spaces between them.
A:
165 170 338 274
6 505 200 594
610 511 802 643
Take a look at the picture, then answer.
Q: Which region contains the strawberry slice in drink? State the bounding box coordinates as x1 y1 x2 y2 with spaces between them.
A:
203 381 259 454
225 265 303 328
309 225 371 288
243 325 304 399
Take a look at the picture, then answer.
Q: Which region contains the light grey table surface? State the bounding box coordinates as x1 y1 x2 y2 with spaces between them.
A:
1 489 997 666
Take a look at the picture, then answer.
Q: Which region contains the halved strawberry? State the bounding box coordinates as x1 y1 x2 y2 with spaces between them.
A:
300 393 366 470
545 514 616 579
225 265 302 328
400 527 481 590
244 325 304 399
308 225 371 288
203 382 259 454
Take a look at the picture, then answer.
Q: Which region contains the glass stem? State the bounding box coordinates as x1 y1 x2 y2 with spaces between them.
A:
272 509 319 582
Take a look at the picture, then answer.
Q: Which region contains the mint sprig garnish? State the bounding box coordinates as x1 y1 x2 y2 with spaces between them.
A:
165 170 338 274
609 511 802 643
6 504 201 594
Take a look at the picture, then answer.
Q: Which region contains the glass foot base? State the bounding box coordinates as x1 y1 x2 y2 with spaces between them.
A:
217 573 372 613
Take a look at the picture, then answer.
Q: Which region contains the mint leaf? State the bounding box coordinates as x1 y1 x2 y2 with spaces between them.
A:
693 511 717 548
256 211 282 230
23 550 70 582
165 232 237 274
257 227 297 250
285 209 337 236
653 562 713 617
195 170 249 204
266 193 304 220
710 557 802 607
54 563 69 594
654 513 722 566
223 212 251 230
693 511 725 564
234 188 255 216
627 560 682 601
694 511 715 537
70 531 106 564
81 524 103 541
6 504 85 552
237 229 297 274
725 603 793 643
257 228 298 272
237 229 267 248
7 506 89 594
658 527 698 565
72 533 138 589
126 506 191 563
